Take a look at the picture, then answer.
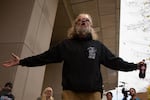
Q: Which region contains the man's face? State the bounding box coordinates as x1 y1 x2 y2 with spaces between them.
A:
2 86 12 92
75 14 92 35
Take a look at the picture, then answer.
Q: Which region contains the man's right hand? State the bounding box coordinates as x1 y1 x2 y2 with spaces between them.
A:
2 53 20 68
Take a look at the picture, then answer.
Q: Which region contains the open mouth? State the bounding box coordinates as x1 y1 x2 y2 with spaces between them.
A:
81 22 86 25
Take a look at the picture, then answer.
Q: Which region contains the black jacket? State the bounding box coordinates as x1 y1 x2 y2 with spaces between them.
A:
19 38 137 92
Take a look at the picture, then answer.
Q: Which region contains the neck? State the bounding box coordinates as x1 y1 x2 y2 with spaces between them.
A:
131 96 137 100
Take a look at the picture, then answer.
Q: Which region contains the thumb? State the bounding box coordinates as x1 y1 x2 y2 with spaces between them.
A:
11 53 20 60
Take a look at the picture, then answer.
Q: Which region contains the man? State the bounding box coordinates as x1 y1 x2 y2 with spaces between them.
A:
106 92 113 100
129 88 140 100
0 82 15 100
2 13 144 100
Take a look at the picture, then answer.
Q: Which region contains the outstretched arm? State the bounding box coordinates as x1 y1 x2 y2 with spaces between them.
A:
2 53 20 68
100 43 146 72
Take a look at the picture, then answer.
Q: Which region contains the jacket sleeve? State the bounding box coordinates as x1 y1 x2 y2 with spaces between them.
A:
19 43 63 67
100 43 138 71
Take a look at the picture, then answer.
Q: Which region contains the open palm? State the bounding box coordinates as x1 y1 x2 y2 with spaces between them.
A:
2 53 20 68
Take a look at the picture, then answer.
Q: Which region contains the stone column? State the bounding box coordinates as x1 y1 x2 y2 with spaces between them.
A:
0 0 59 100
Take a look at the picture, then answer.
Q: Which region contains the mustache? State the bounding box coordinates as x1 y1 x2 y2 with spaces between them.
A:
75 25 92 34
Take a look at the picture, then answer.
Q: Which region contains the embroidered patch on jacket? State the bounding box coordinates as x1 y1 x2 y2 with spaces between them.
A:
87 47 97 59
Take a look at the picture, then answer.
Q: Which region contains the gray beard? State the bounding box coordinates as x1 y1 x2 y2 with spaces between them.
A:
75 26 91 36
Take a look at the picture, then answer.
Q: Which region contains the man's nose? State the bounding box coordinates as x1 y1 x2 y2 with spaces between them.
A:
81 20 86 23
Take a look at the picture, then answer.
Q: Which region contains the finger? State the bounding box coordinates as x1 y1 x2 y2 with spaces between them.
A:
3 60 11 63
2 63 11 67
11 53 19 59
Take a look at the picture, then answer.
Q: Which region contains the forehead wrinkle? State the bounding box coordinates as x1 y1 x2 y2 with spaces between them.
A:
76 14 92 23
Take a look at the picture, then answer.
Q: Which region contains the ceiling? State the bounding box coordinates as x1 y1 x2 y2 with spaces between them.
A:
50 0 120 91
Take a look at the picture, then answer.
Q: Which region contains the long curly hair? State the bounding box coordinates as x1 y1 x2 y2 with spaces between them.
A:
67 13 98 40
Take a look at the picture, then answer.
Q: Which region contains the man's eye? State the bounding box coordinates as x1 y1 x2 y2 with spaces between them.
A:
77 19 81 22
76 18 90 23
86 19 90 22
